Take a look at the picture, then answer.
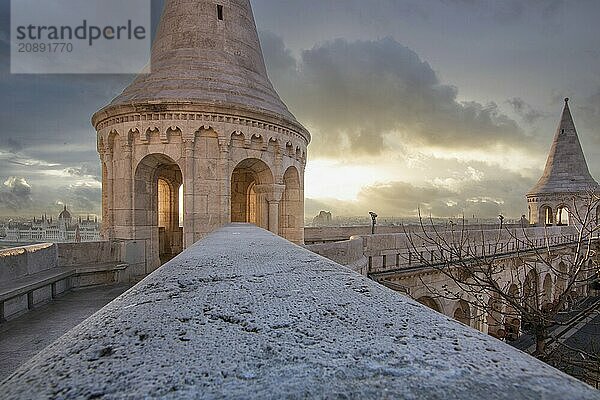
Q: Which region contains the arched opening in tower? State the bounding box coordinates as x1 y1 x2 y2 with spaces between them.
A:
231 158 273 230
134 154 183 266
279 166 302 243
556 206 570 226
541 206 553 226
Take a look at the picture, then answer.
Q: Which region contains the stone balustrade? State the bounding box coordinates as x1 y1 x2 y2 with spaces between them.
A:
1 224 598 399
308 225 583 275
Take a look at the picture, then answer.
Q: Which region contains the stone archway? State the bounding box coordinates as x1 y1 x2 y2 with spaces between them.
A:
134 154 183 267
279 166 303 244
540 205 553 226
487 292 504 339
453 300 471 327
556 205 570 226
417 296 442 313
504 284 521 341
231 158 274 230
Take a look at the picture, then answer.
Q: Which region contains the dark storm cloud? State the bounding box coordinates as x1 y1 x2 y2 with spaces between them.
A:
262 34 528 157
507 98 546 125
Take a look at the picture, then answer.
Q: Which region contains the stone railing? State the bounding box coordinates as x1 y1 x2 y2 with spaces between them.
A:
305 236 367 275
304 223 523 244
365 226 581 275
309 225 582 275
1 224 597 398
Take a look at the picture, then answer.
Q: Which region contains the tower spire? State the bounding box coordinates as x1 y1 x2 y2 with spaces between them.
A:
97 0 301 129
528 98 598 195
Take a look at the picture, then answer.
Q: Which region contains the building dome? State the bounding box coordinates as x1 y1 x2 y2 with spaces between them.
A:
58 205 72 221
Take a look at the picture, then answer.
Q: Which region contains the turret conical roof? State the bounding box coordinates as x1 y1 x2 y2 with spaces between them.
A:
528 99 598 195
95 0 304 132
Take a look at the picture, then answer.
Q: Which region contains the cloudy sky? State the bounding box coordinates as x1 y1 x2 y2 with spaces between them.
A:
0 0 599 220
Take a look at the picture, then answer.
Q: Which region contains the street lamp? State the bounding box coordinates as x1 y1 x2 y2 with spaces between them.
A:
369 211 378 234
498 214 505 230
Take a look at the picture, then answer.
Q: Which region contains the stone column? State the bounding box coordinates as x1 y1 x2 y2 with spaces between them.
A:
218 138 230 227
103 151 114 239
255 184 285 234
183 139 195 248
123 142 133 239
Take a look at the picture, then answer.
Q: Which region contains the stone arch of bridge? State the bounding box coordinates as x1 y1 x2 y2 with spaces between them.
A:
453 300 471 327
416 296 442 314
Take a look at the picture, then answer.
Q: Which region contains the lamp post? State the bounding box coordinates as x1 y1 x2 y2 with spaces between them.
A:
498 214 505 230
369 211 378 235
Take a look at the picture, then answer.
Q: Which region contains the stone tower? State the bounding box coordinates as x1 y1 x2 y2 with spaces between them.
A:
527 99 598 226
92 0 310 270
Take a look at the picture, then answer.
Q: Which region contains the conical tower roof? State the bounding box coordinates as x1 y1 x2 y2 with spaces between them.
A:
94 0 305 134
528 99 598 195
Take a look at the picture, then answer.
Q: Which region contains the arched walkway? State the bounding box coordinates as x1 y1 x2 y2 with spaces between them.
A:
504 284 521 341
134 154 183 265
487 293 504 339
453 300 471 327
231 158 274 230
417 296 442 313
523 269 539 311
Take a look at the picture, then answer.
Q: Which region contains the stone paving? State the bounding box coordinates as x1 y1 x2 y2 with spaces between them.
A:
0 284 131 381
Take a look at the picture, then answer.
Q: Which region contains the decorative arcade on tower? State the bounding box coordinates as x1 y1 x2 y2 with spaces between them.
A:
92 0 310 268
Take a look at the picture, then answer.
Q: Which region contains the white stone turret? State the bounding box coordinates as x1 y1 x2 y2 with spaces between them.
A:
92 0 310 271
527 99 599 226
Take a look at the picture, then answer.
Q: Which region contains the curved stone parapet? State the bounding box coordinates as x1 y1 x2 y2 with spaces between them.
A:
1 225 598 399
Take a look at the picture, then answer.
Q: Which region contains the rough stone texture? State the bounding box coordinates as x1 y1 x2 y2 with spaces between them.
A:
92 0 309 270
1 225 598 399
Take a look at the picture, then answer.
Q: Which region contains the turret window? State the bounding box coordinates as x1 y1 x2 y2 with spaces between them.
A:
217 5 224 20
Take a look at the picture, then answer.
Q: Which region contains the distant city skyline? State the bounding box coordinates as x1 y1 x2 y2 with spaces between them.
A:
1 1 599 218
